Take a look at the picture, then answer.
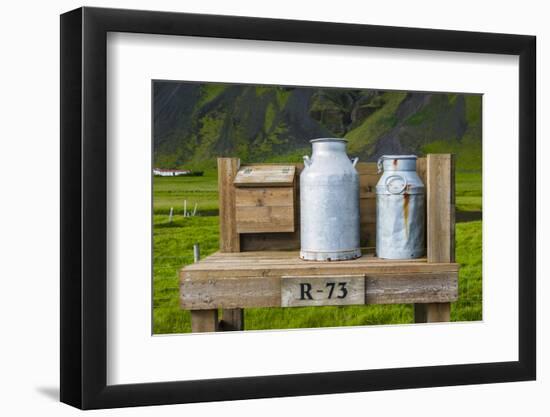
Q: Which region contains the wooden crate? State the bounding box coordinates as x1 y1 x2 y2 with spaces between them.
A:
182 155 457 332
234 165 296 234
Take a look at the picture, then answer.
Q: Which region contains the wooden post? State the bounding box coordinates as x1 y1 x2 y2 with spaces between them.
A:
216 158 245 330
191 310 219 333
219 309 245 331
426 154 455 264
414 154 455 323
218 158 240 252
193 243 200 263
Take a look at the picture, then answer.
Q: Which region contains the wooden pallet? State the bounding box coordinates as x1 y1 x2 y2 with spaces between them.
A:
180 154 457 332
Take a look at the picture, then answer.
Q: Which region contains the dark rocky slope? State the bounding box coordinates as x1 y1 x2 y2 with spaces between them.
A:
153 81 481 171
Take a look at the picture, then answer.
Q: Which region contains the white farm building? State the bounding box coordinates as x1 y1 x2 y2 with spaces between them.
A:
153 168 191 177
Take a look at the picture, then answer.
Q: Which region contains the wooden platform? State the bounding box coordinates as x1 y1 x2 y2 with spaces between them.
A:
180 250 459 310
180 155 458 331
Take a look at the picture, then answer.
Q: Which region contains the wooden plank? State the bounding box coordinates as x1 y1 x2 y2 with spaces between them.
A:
234 165 295 187
182 249 448 265
367 273 458 304
361 224 376 248
189 257 426 266
359 174 379 199
235 187 294 207
184 265 456 276
236 206 294 233
182 260 458 277
356 163 379 175
241 232 300 251
281 275 365 307
190 310 218 332
182 276 281 309
416 154 454 323
188 250 426 261
360 198 377 219
181 271 458 309
218 158 240 252
219 308 244 331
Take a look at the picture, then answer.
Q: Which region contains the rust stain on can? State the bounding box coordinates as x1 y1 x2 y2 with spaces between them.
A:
403 192 410 239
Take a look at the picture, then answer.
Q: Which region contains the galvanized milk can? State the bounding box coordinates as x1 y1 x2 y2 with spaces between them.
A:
300 138 361 261
376 155 425 259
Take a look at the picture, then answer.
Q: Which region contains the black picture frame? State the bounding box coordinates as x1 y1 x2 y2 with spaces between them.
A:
60 6 536 410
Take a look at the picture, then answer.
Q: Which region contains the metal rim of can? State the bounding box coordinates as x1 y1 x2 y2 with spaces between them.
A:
377 154 417 173
385 174 408 194
310 138 348 143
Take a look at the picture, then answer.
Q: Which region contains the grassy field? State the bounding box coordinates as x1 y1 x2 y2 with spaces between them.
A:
153 168 482 334
153 170 219 215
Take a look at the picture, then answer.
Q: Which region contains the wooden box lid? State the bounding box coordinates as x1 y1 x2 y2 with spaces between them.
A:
233 165 296 187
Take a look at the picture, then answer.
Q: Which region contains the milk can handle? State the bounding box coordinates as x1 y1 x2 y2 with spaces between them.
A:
385 174 408 195
303 155 312 167
351 157 359 167
377 157 384 173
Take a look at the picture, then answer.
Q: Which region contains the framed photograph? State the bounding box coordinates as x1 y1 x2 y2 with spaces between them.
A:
60 6 536 409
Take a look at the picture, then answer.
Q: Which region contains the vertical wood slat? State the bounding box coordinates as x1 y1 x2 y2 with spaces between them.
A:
427 153 455 263
218 158 241 252
217 158 244 330
415 154 454 323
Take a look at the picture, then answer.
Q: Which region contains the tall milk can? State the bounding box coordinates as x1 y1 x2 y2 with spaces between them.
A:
300 138 361 261
376 155 425 259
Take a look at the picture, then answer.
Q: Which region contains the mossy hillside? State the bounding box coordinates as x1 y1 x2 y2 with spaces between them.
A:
154 82 482 171
345 92 407 156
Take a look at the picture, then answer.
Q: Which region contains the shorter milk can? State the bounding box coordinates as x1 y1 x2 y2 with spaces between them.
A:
376 155 425 259
300 138 361 261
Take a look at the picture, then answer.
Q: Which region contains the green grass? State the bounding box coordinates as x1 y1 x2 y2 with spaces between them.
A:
453 220 482 321
153 171 219 215
153 215 219 333
152 170 482 334
456 171 482 212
